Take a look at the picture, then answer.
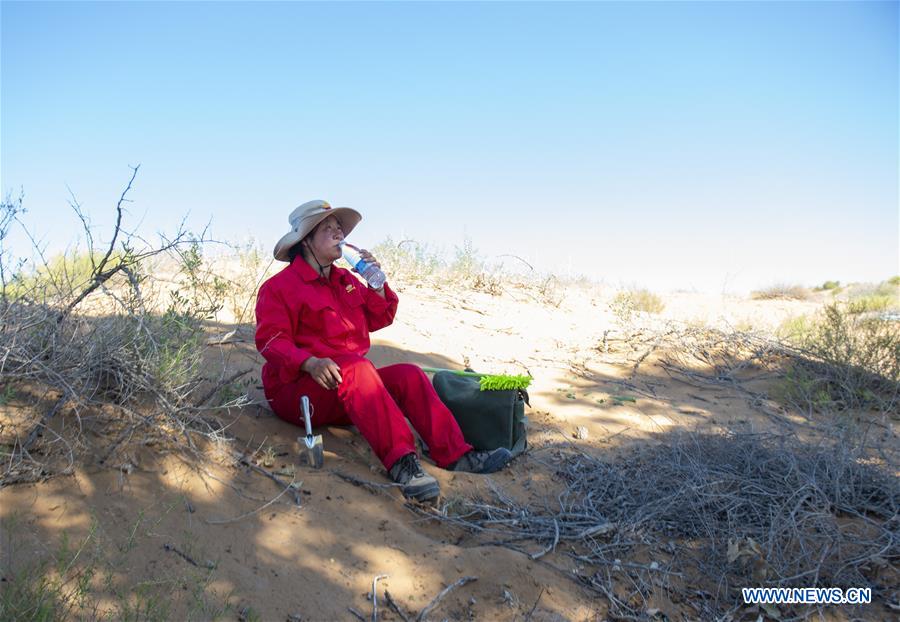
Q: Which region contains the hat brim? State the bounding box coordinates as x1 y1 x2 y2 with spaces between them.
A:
273 206 362 261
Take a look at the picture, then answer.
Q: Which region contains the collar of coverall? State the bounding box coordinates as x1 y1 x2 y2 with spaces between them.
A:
291 255 342 284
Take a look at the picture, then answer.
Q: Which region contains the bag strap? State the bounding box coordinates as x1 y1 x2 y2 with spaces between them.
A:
512 389 528 456
510 432 527 456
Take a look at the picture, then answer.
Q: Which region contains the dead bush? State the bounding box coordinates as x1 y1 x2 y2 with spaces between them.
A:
751 283 812 300
0 168 251 486
611 288 665 321
414 431 899 620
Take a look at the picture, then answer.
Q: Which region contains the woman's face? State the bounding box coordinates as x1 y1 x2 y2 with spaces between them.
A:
305 215 344 263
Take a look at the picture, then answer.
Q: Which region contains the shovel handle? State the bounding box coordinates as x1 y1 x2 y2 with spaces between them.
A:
300 395 313 436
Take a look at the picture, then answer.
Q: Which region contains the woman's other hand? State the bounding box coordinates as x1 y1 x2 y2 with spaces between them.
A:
301 356 343 390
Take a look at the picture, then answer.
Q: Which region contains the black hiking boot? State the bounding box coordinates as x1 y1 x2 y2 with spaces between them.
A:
388 453 440 502
448 448 512 474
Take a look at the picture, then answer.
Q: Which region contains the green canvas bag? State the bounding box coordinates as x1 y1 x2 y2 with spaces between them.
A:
432 370 529 457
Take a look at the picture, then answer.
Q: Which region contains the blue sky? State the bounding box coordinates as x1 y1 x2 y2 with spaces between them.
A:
2 1 897 293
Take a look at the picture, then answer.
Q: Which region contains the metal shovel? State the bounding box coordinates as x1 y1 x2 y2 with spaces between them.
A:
299 395 324 468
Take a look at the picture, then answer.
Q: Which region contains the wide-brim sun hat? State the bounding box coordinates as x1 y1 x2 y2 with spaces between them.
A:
273 199 362 261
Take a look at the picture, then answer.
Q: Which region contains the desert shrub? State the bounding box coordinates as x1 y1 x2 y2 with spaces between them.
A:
471 270 504 296
224 238 273 323
612 288 665 317
371 235 567 305
0 514 229 621
534 274 563 307
170 243 230 319
0 557 69 621
847 278 899 298
370 236 443 284
0 518 101 621
775 302 900 413
776 314 815 342
7 250 127 304
0 171 256 485
148 311 205 396
448 235 484 283
0 245 225 408
844 279 900 315
847 294 897 315
750 283 811 300
817 280 840 291
874 278 897 296
423 431 899 619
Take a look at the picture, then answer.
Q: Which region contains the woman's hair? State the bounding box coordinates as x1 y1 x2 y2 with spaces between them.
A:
287 239 306 263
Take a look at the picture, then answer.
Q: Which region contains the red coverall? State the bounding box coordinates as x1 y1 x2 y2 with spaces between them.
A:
254 257 473 470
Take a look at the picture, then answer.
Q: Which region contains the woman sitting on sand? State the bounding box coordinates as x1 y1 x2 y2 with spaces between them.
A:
255 200 511 502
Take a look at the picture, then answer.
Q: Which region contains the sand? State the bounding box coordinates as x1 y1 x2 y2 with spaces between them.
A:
0 281 889 621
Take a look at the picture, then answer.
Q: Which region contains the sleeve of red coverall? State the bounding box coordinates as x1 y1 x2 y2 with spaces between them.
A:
361 282 399 332
255 282 314 377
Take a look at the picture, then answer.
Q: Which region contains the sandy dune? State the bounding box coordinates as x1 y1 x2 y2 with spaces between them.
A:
1 280 891 621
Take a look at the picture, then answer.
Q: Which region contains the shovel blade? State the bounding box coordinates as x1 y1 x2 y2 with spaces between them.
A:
303 434 324 468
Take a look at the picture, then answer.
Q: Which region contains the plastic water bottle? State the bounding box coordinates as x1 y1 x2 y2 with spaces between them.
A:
340 242 386 289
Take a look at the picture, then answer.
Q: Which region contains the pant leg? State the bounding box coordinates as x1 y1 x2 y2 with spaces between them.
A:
269 354 417 470
333 355 418 470
376 364 473 468
268 372 352 428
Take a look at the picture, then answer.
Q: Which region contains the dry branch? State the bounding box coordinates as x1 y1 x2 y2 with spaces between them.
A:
21 394 69 451
231 450 304 506
410 431 898 619
0 167 258 486
384 591 411 622
416 576 477 622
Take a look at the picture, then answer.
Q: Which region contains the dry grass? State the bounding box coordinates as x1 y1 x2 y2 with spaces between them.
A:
750 283 812 301
816 280 841 291
657 310 899 418
371 236 566 307
0 171 257 487
844 279 900 315
774 303 900 414
414 431 898 619
0 511 236 621
612 288 665 316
